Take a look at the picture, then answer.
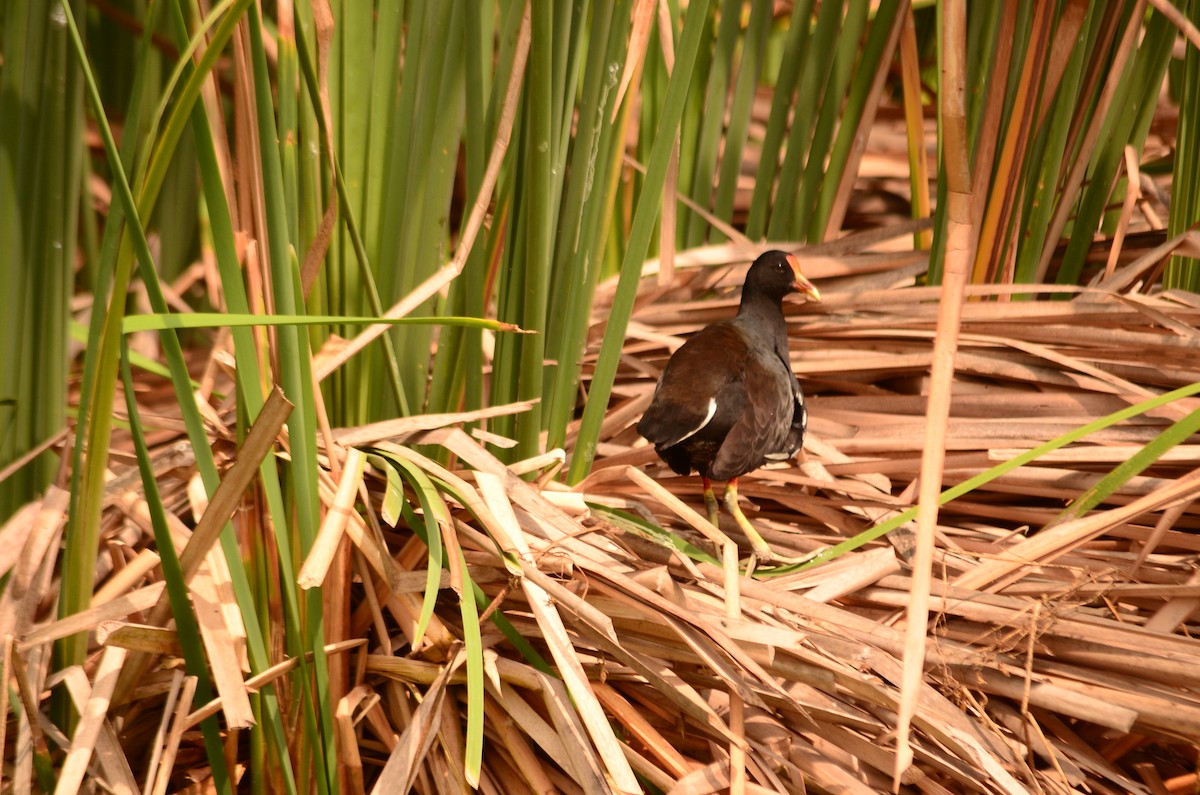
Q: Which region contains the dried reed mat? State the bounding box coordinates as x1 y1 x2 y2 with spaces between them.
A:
6 240 1200 794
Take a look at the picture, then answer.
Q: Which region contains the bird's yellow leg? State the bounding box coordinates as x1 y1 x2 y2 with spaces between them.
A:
723 480 822 567
722 478 773 561
701 477 720 527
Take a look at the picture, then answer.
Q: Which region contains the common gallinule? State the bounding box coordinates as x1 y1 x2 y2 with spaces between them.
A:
637 250 820 562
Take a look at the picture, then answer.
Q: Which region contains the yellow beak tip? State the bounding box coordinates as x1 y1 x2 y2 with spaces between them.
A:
785 253 820 302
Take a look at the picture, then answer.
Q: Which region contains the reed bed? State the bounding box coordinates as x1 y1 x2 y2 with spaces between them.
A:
6 234 1200 794
7 2 1200 791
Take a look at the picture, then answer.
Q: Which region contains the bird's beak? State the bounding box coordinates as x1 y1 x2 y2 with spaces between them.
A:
786 253 821 302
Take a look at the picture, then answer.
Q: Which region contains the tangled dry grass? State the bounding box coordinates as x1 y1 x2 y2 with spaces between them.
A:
6 229 1200 793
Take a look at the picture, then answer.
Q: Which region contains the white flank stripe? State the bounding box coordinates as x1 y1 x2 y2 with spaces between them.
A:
673 397 717 444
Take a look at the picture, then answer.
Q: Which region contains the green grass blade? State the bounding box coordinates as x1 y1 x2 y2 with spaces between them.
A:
65 22 295 788
588 503 721 565
122 312 525 334
158 5 299 789
69 320 190 384
426 0 493 418
369 452 446 648
120 338 233 795
1055 405 1200 524
792 0 869 240
1011 4 1100 284
0 0 80 519
375 455 409 527
513 0 556 459
810 0 903 239
682 0 741 248
1056 8 1173 285
379 447 558 674
1167 0 1200 291
747 0 814 240
189 6 303 784
246 5 335 789
710 0 774 241
360 1 405 242
766 0 841 240
543 0 620 449
371 3 466 418
569 0 716 483
291 13 415 423
56 0 171 670
786 380 1200 573
367 447 484 780
458 556 486 787
59 4 161 679
141 0 246 210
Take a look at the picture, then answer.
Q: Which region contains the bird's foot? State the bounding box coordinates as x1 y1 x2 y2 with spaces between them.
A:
748 545 826 568
724 479 816 568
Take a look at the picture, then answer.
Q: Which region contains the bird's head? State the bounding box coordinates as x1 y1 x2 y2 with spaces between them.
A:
746 250 821 303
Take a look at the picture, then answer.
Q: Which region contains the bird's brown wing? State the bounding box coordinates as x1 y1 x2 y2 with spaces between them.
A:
708 351 793 480
637 324 747 448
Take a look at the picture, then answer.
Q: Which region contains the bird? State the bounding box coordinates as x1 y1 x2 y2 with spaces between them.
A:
637 250 820 563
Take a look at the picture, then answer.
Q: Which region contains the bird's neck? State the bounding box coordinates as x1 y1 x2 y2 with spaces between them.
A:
736 293 787 341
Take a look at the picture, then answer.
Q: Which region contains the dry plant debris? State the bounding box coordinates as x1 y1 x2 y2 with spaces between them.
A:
5 240 1200 794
